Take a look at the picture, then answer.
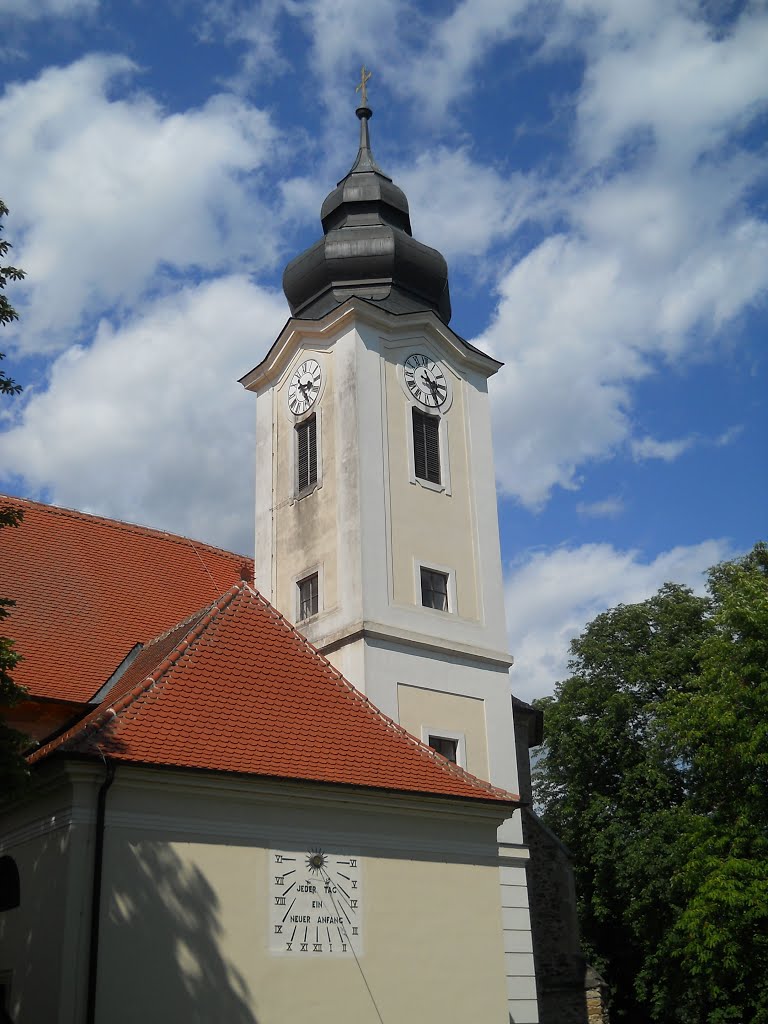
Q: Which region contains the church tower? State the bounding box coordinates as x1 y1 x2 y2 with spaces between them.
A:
241 94 539 1022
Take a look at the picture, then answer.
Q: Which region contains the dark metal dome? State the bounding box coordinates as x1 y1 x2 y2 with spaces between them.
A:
282 105 452 324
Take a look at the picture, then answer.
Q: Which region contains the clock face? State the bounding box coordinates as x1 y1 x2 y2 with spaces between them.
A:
269 847 362 956
288 359 321 416
404 352 448 408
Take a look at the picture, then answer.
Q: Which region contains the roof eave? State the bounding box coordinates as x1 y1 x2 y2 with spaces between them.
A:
36 752 519 812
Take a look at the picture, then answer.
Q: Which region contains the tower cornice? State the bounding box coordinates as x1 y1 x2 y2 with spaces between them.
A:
239 297 502 393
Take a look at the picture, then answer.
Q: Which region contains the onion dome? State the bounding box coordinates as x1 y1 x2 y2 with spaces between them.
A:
283 104 452 324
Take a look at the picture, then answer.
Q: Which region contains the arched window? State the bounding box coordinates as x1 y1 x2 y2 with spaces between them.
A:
0 857 19 911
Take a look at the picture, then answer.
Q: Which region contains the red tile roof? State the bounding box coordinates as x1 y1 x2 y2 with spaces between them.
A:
0 496 252 703
31 583 518 806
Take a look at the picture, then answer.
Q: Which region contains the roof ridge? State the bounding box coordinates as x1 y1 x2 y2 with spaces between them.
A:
0 494 252 566
248 588 519 803
29 584 246 764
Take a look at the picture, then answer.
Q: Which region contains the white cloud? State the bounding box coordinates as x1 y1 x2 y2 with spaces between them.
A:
505 538 738 703
298 0 406 83
0 276 287 553
1 0 97 20
715 424 743 447
631 435 694 462
390 0 533 115
215 0 409 118
216 0 535 122
481 235 645 506
199 0 293 86
576 496 624 519
574 7 768 166
396 148 535 262
1 55 281 354
476 2 768 506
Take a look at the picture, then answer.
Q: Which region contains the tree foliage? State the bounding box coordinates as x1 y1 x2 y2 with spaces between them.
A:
0 198 28 795
534 545 768 1023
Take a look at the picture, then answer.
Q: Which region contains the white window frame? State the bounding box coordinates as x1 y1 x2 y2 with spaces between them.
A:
414 558 457 615
406 401 451 495
294 564 324 623
291 406 323 501
421 726 467 770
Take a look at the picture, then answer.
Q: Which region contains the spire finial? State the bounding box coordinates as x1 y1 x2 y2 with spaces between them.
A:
355 65 372 108
349 63 380 174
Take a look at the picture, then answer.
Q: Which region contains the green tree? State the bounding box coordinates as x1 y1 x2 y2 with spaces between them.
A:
534 546 768 1024
0 199 28 794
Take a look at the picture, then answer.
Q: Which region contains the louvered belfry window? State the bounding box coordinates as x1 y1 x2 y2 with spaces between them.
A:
412 407 441 485
296 415 318 493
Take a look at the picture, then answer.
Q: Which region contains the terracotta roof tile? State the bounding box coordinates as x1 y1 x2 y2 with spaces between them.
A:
31 584 518 806
0 496 252 703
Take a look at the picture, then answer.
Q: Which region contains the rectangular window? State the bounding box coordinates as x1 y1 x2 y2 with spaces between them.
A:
297 573 319 620
296 415 317 494
428 735 458 763
420 567 449 611
412 407 441 485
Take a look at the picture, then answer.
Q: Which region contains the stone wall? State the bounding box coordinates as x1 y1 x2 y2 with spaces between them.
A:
512 698 610 1024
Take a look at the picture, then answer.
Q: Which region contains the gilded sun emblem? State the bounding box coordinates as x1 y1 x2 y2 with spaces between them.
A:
306 849 326 873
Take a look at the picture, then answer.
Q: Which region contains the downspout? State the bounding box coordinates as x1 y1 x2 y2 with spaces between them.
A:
86 758 115 1024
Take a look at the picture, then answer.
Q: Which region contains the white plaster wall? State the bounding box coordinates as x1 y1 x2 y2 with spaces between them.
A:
382 346 479 619
273 351 339 619
500 861 540 1023
251 305 510 662
354 317 509 656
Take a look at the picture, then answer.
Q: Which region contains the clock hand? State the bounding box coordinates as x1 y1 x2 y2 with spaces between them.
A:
426 377 441 404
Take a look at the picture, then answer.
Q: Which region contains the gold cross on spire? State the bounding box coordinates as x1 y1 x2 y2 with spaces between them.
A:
355 65 372 107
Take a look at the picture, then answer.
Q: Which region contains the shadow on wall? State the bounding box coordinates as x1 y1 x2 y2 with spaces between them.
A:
99 837 259 1024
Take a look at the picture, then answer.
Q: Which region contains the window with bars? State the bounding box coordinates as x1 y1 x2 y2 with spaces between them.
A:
428 735 458 763
297 573 319 620
296 415 318 494
420 567 449 611
412 407 441 485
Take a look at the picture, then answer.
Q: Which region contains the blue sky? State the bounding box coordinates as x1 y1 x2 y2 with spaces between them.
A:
1 0 765 700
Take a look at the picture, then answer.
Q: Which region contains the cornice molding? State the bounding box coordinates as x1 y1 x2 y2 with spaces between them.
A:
314 618 514 669
111 766 511 823
0 804 94 850
239 299 501 393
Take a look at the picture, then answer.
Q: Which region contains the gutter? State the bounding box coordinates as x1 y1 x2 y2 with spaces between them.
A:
86 758 115 1024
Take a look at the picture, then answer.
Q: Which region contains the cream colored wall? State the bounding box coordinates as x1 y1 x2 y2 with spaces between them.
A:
95 773 510 1024
383 355 479 621
274 351 338 621
397 683 490 781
